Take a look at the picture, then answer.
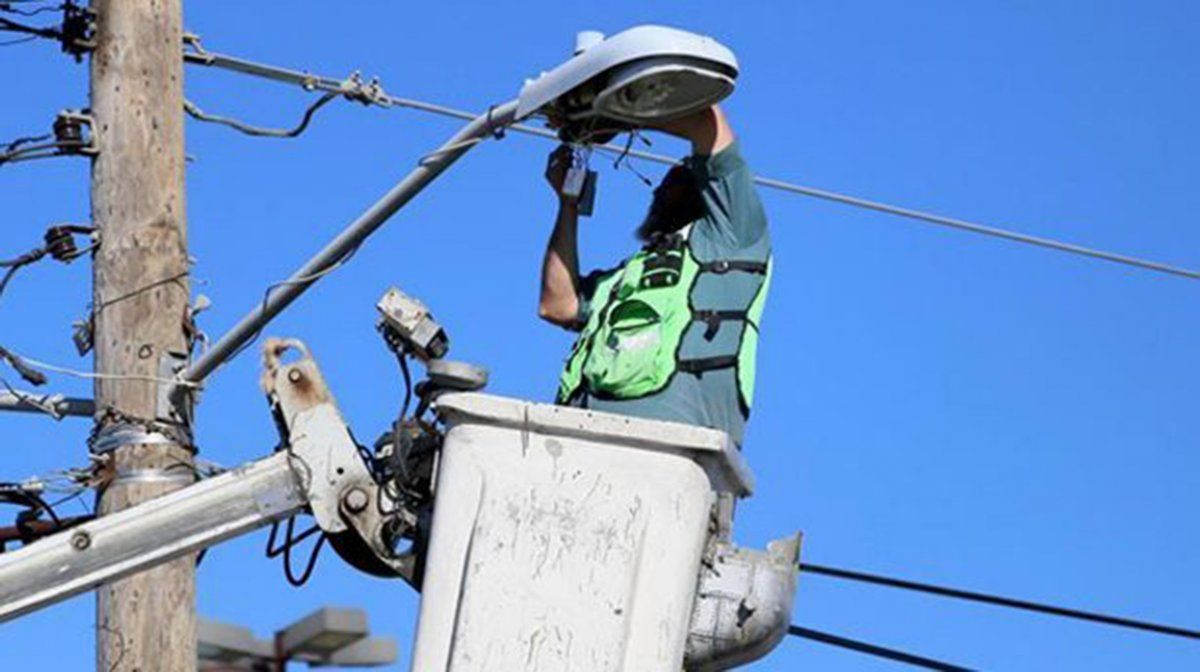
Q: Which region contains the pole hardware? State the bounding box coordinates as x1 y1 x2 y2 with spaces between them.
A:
89 422 187 455
112 468 196 487
59 1 95 61
43 224 95 262
52 109 96 156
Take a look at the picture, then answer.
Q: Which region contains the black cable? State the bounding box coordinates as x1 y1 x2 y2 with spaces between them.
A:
0 15 59 40
0 33 34 45
397 349 413 422
801 562 1200 641
0 2 63 17
265 515 321 558
265 515 326 586
789 625 974 671
0 484 62 527
283 517 325 586
24 490 61 527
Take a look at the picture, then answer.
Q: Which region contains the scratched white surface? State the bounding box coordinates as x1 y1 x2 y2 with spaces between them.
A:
411 396 726 671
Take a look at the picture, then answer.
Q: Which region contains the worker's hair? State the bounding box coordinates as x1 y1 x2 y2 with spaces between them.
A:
636 165 706 242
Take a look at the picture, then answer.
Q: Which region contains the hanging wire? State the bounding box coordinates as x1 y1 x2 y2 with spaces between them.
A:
184 92 337 139
265 515 326 587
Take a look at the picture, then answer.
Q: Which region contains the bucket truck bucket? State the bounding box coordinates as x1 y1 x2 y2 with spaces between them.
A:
410 393 796 671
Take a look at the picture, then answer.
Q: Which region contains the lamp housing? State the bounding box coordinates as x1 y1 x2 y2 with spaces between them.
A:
516 25 738 128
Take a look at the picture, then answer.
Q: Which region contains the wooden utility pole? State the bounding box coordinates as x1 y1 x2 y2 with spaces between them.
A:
90 1 195 670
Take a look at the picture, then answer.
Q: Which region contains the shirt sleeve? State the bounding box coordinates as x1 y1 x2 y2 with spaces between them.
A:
683 139 768 250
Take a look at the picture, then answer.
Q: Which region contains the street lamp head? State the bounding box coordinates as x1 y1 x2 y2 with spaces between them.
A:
516 25 738 128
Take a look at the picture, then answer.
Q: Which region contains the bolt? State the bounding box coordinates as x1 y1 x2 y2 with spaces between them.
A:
343 487 369 514
70 530 91 551
287 369 302 383
137 344 153 359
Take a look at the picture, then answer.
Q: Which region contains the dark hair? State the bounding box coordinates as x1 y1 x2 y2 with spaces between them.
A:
636 165 706 242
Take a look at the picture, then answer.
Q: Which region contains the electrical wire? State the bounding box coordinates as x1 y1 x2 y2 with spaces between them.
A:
0 139 86 166
265 515 326 586
0 2 63 17
224 241 363 364
788 625 974 671
1 348 202 388
181 44 1200 282
184 92 337 138
0 14 58 41
801 562 1200 641
0 482 62 527
0 33 34 46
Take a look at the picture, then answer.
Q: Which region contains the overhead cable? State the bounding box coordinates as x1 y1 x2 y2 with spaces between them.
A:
0 14 58 40
788 625 973 671
181 40 1200 282
184 92 337 139
0 2 63 17
801 562 1200 641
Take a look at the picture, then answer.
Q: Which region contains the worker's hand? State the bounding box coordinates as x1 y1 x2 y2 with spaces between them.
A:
544 144 576 203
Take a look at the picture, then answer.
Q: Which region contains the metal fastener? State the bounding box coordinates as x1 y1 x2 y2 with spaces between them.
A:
70 530 92 551
287 369 302 383
343 487 369 514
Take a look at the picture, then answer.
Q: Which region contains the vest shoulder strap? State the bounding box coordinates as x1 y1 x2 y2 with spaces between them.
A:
696 259 769 275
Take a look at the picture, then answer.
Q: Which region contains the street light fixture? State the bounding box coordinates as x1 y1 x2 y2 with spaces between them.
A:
277 607 367 658
516 25 739 127
199 607 396 671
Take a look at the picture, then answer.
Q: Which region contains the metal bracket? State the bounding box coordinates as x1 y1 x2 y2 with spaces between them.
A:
111 467 196 487
261 338 419 584
157 350 194 431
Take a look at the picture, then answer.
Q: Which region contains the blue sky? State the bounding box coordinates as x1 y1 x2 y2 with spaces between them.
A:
2 1 1198 670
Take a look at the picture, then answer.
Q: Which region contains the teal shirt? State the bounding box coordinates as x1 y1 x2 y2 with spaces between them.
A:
568 140 770 446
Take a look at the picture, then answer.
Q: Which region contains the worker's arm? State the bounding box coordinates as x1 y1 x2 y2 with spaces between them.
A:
539 145 582 328
658 105 768 248
648 104 735 156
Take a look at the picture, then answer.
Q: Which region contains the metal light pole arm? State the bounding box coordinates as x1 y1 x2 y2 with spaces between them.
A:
181 99 520 386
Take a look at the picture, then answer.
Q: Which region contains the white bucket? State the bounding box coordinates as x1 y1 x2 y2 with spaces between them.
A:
410 393 752 672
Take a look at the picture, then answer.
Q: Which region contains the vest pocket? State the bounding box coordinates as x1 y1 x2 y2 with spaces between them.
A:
583 299 669 398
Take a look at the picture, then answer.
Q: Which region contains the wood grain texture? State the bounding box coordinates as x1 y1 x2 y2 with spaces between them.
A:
89 0 196 669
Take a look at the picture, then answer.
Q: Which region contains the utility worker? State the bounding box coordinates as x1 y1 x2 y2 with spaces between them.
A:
539 105 770 448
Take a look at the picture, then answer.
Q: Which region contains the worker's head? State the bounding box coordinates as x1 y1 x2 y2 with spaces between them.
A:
636 165 705 242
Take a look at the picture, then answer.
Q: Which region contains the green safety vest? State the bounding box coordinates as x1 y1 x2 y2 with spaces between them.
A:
557 230 772 415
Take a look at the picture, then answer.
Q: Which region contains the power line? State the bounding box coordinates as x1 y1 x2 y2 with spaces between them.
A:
788 625 974 671
0 2 63 17
0 33 35 46
0 14 59 40
181 40 1200 282
801 562 1200 641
